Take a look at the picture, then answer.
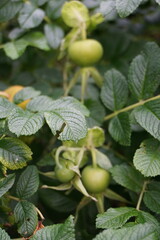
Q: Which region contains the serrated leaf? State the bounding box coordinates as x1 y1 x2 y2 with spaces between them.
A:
0 1 22 22
108 112 131 146
23 32 50 51
100 0 117 20
44 24 64 49
85 100 105 127
128 42 160 100
14 201 38 238
144 191 160 214
137 211 160 234
134 100 160 141
0 228 11 240
16 165 39 199
27 96 89 116
96 207 139 229
30 215 75 240
0 97 15 119
3 39 28 60
101 69 128 111
14 87 41 104
8 108 44 136
116 0 143 18
110 164 144 193
95 149 112 170
0 173 15 198
44 108 87 141
18 2 45 29
93 223 158 240
0 137 32 170
133 139 160 177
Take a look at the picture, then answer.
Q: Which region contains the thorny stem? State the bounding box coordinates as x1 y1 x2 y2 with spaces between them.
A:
64 69 81 96
104 94 160 121
136 181 148 211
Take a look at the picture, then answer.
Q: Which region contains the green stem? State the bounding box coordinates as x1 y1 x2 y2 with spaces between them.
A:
136 181 148 211
81 22 87 40
81 68 90 103
44 15 52 24
91 147 97 168
104 94 160 121
64 69 81 96
8 195 20 202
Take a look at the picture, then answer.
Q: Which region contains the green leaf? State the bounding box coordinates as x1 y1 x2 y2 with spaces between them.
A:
110 164 144 193
128 42 160 100
108 112 131 146
144 191 160 214
14 200 38 238
16 165 39 199
18 2 45 29
0 97 15 119
85 100 105 127
30 215 75 240
0 1 22 22
27 96 89 116
95 149 112 170
0 137 32 170
0 173 15 198
23 32 50 51
100 1 117 20
134 100 160 141
0 228 11 240
3 39 28 60
101 69 128 111
13 87 41 104
93 223 158 240
133 139 160 177
44 24 64 49
39 189 77 213
44 108 87 141
61 1 90 28
8 108 44 136
137 211 160 234
155 0 160 5
116 0 143 18
96 207 139 229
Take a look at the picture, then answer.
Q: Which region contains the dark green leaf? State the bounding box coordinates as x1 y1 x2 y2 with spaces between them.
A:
133 139 160 177
30 215 75 240
0 137 32 170
101 69 128 111
14 200 38 238
128 42 160 100
0 1 22 22
96 207 139 229
44 24 64 49
18 2 45 29
0 174 15 198
134 100 160 141
16 165 39 199
110 164 144 193
0 228 11 240
108 112 131 146
116 0 143 17
144 191 160 214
